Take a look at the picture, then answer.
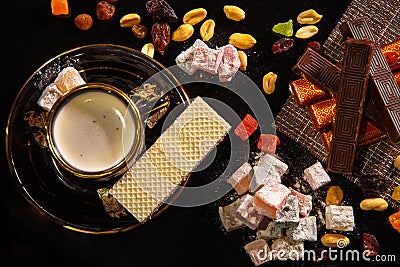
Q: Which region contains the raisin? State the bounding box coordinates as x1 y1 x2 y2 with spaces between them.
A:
272 38 294 54
152 22 171 55
146 0 178 22
307 41 322 52
96 1 115 21
363 233 379 257
74 14 93 30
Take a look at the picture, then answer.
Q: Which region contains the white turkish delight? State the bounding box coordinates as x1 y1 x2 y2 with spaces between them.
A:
244 239 271 266
175 39 208 75
54 66 86 93
256 220 284 240
325 205 355 231
303 161 331 191
289 187 313 217
276 195 300 228
254 182 291 219
218 198 245 232
287 216 317 242
37 83 62 111
250 153 288 193
227 162 252 195
235 194 264 230
270 237 304 261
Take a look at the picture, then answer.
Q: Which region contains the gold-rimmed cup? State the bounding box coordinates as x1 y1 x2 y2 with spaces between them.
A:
46 82 144 180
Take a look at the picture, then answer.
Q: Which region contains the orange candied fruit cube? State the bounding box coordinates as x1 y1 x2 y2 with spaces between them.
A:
388 211 400 233
51 0 70 16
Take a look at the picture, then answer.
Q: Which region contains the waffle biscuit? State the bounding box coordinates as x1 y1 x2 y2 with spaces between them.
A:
54 66 86 93
110 96 231 222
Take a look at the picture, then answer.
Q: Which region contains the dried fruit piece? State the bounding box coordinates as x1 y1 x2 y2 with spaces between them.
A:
234 114 258 141
325 185 343 205
141 43 155 58
271 38 294 54
152 22 171 55
229 33 257 50
120 13 141 28
297 9 323 24
172 24 194 42
394 155 400 170
363 233 380 257
200 19 215 41
237 51 247 71
307 41 322 52
263 72 277 94
295 25 319 39
96 1 115 21
388 211 400 233
321 233 350 247
51 0 70 16
223 5 245 21
360 198 388 211
392 185 400 201
146 0 178 22
132 25 148 38
74 14 93 30
183 8 207 25
272 19 293 37
257 134 280 154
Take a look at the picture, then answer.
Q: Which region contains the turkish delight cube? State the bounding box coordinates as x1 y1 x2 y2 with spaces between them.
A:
235 194 264 230
276 195 300 228
325 205 355 231
175 39 208 75
254 182 291 218
287 216 318 242
270 237 304 261
250 153 288 193
37 83 62 111
234 114 259 141
218 198 245 232
256 220 284 240
244 239 271 266
218 44 241 82
191 46 223 74
304 161 331 190
54 66 86 93
257 134 280 154
289 187 313 217
227 162 252 195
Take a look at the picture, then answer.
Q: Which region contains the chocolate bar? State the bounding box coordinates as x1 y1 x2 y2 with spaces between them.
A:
292 47 384 131
327 38 374 174
340 17 400 144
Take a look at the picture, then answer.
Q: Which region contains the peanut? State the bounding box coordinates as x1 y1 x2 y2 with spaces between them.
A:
141 43 155 58
295 25 319 39
200 19 215 41
321 233 350 247
297 9 323 24
183 8 207 25
228 33 257 50
120 13 141 27
360 198 388 211
223 5 245 21
393 155 400 170
263 72 277 94
172 24 194 42
237 51 247 71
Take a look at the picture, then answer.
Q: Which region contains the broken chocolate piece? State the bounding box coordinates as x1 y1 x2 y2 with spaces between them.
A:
327 38 374 174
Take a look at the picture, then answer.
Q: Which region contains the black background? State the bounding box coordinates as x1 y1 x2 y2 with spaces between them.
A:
3 0 400 266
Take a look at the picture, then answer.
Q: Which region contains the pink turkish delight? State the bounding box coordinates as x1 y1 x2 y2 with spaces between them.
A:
218 44 241 82
175 39 208 75
289 187 313 217
227 162 252 195
191 46 223 74
254 182 291 218
235 194 264 230
303 161 331 191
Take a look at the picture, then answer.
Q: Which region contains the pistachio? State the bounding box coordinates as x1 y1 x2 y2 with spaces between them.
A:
223 5 245 21
263 72 277 94
120 13 141 28
172 24 194 42
200 19 215 41
228 33 257 50
297 9 323 24
237 51 247 71
141 43 155 58
295 25 319 39
321 233 350 247
360 198 388 211
183 8 207 25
